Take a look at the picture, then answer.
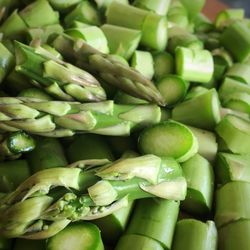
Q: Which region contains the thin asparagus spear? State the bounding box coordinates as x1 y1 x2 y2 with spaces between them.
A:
215 181 250 228
27 137 67 173
138 120 198 162
0 98 161 137
215 153 250 184
52 34 165 105
46 222 104 250
126 199 180 250
15 42 106 102
181 154 214 215
218 220 250 250
172 219 217 250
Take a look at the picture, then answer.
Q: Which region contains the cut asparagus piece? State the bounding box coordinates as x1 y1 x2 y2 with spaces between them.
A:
52 34 165 105
215 9 244 28
181 154 214 215
64 1 101 27
115 234 164 250
106 1 168 51
215 181 250 228
131 50 154 79
220 20 250 62
0 98 161 137
101 25 141 60
126 199 179 250
188 126 218 162
172 219 217 250
156 74 189 106
48 0 81 11
179 0 206 19
114 91 148 105
0 155 186 238
27 137 67 173
218 220 250 250
0 160 30 192
67 134 114 163
226 63 250 84
139 120 198 162
172 89 221 130
133 0 171 16
215 153 250 184
215 115 250 154
176 47 214 83
153 52 174 81
0 131 35 160
19 0 59 28
15 42 106 102
94 200 134 245
66 26 109 54
46 222 104 250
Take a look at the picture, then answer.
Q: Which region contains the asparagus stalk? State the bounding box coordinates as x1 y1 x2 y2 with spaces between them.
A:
215 153 250 184
218 220 250 250
27 137 67 173
67 134 114 163
52 34 165 105
48 0 81 11
0 160 30 192
0 131 35 161
181 154 214 215
172 219 218 250
215 181 250 228
46 222 104 250
138 120 198 162
15 42 106 102
0 154 186 239
225 63 250 84
0 98 161 137
126 199 180 250
19 88 53 100
114 91 148 105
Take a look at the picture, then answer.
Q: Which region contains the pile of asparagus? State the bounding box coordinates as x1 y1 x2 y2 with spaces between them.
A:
0 0 250 249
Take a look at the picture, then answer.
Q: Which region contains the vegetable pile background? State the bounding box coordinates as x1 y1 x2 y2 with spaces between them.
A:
0 0 249 249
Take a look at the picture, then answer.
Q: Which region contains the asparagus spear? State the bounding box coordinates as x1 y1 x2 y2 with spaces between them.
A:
15 42 106 102
52 34 165 105
0 154 186 239
0 98 161 137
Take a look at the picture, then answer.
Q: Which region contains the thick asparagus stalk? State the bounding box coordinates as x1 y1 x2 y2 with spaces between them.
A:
27 137 67 173
52 34 165 105
0 155 186 239
15 42 106 102
0 98 161 137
